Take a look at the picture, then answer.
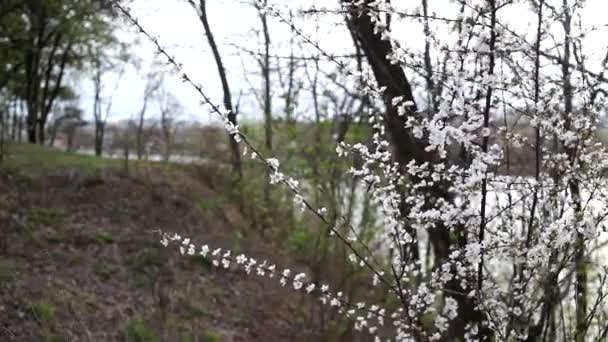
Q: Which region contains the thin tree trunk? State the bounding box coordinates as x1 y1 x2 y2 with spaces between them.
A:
95 124 105 156
421 0 437 113
511 2 545 339
260 0 273 158
17 104 23 142
259 0 274 233
477 2 497 336
11 113 16 142
93 65 104 156
136 74 160 160
198 0 243 187
0 106 6 163
49 120 58 147
136 111 145 160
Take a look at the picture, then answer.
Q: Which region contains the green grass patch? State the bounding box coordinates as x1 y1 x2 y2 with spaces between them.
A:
30 301 56 322
3 143 186 177
5 143 115 176
286 227 316 256
195 195 226 212
174 291 208 319
94 264 113 281
37 330 64 342
133 248 162 268
179 328 219 342
27 207 66 228
122 318 158 342
94 231 114 244
0 259 15 284
198 329 219 342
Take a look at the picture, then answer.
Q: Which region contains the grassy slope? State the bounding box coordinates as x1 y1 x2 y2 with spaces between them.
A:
0 144 316 342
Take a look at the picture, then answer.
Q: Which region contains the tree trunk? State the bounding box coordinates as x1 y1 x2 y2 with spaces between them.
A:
343 1 486 340
17 111 23 142
94 123 105 156
49 120 58 147
66 130 74 152
27 121 36 143
93 61 104 157
0 108 6 163
11 99 18 141
198 0 243 186
558 2 587 338
259 0 273 233
36 119 45 144
136 112 145 160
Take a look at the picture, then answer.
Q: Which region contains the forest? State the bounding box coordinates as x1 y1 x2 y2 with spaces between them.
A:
2 0 608 341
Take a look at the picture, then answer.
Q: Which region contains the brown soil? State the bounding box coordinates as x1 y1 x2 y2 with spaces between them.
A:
0 164 320 341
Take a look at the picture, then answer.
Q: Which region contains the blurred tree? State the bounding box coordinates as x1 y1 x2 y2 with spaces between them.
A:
90 40 130 156
59 105 86 152
0 0 125 144
157 88 182 162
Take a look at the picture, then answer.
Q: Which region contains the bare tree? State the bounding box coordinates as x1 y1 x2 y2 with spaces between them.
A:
59 105 85 152
136 70 162 160
253 0 275 231
190 0 243 187
90 43 127 157
157 88 182 162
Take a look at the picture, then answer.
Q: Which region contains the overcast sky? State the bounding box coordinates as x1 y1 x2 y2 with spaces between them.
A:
77 0 352 125
76 0 608 125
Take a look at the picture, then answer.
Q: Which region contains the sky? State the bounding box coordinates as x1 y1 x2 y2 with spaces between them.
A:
75 0 608 126
77 0 353 125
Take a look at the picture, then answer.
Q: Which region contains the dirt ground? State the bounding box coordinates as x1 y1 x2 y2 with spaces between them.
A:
0 160 324 341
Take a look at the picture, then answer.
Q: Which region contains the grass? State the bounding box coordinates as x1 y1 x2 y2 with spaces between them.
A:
178 329 219 342
30 301 56 322
0 259 14 284
0 141 306 340
94 231 114 244
3 143 187 177
195 195 227 211
27 207 67 228
38 330 64 342
199 329 219 342
30 299 62 342
122 318 158 342
4 143 116 176
134 248 162 268
94 264 113 281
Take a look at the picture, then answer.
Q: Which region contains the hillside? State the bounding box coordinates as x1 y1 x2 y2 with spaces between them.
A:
0 144 321 341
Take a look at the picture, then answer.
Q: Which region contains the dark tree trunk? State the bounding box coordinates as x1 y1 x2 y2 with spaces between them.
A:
27 122 36 143
94 124 105 156
0 108 5 162
17 110 23 142
11 111 18 141
36 119 45 144
258 0 273 233
198 0 243 185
